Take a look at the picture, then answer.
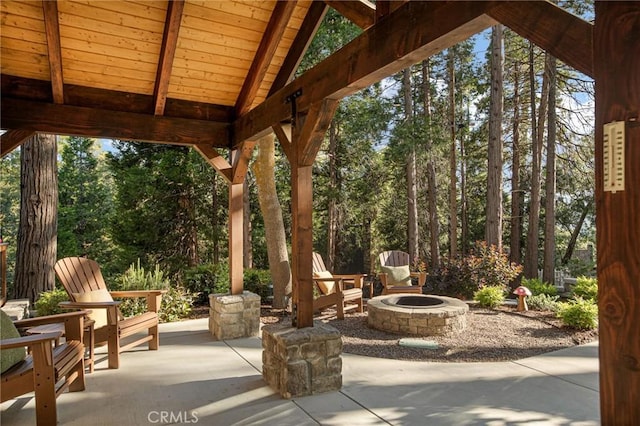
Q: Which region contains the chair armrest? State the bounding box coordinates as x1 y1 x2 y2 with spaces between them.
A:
332 274 366 288
0 332 63 350
410 272 427 286
13 310 90 328
59 301 121 309
108 290 167 298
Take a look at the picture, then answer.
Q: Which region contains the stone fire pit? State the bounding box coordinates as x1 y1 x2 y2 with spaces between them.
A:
367 294 468 336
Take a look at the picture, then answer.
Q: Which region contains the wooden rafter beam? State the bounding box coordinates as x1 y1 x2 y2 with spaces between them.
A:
193 145 232 182
376 0 407 22
2 75 234 123
153 0 184 116
487 1 593 77
1 129 35 157
324 0 375 29
234 1 497 146
269 1 328 96
235 1 297 116
1 98 229 147
41 0 64 104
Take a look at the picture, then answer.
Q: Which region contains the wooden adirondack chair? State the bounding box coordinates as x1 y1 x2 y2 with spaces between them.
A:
54 257 165 369
378 250 426 295
1 310 88 426
312 252 364 319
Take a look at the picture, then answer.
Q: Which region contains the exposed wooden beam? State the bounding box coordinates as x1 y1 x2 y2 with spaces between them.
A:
235 1 297 116
1 129 35 157
324 0 375 29
1 98 229 147
487 1 593 77
41 0 64 104
269 1 328 96
231 141 257 184
375 0 407 22
234 1 496 146
2 75 235 123
153 0 184 116
297 99 340 166
272 123 293 162
193 145 232 182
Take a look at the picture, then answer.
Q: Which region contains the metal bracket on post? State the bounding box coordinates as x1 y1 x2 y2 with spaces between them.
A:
285 89 303 128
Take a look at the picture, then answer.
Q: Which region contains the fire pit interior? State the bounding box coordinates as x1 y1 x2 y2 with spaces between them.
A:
368 294 468 336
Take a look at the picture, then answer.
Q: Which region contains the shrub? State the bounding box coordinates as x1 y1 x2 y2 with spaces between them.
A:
114 260 193 322
527 293 560 312
474 286 506 308
244 269 272 303
521 277 558 296
425 241 522 299
35 287 69 316
572 276 598 302
557 298 598 330
183 263 229 304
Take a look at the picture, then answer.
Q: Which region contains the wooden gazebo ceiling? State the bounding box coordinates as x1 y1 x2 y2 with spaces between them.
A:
1 1 593 154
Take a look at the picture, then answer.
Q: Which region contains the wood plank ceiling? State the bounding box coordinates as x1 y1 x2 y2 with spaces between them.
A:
1 0 319 151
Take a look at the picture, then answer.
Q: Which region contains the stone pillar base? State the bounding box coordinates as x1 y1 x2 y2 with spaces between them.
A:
262 321 342 399
209 291 260 340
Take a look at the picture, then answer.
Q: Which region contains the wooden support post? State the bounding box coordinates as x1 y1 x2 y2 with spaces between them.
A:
229 182 244 295
288 100 339 328
594 2 640 424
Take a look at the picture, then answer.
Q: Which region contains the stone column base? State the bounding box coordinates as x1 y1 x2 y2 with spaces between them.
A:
262 321 342 399
209 291 260 340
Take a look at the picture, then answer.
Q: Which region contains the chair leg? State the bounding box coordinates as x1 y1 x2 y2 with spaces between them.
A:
107 325 120 369
32 347 57 426
68 357 86 392
149 324 159 350
336 299 345 320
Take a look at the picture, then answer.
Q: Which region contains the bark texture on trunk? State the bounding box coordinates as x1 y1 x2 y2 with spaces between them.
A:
542 55 557 284
14 133 58 303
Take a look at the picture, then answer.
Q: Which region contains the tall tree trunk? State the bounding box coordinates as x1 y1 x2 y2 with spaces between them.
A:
327 119 339 271
243 178 252 268
448 48 458 258
460 122 468 255
14 134 58 303
510 60 523 267
404 67 419 261
561 201 591 266
542 55 557 284
252 133 291 309
524 43 550 278
422 59 440 268
211 173 220 264
486 24 504 249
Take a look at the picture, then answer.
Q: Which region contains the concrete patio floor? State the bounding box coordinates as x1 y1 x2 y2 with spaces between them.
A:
1 317 600 425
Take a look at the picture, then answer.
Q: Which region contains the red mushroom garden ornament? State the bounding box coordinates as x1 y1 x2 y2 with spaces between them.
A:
513 286 532 312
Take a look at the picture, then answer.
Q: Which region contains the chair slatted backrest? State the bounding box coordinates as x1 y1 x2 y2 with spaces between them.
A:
312 252 327 274
54 257 107 301
379 250 410 268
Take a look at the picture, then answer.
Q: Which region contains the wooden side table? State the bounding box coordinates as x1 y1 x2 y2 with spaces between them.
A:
27 318 95 373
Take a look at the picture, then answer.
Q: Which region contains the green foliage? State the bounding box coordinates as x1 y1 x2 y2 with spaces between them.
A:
527 294 560 312
243 269 271 303
557 298 598 330
473 286 505 308
183 263 230 304
572 276 598 301
113 260 192 322
116 259 169 291
566 258 596 278
34 288 69 316
521 278 558 296
426 241 523 299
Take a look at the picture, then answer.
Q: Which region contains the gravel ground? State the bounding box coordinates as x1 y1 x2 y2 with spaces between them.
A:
259 305 598 363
